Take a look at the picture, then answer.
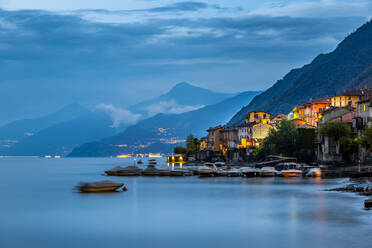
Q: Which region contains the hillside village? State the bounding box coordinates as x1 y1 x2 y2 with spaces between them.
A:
195 89 372 165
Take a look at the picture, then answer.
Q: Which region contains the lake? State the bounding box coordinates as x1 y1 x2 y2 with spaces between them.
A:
0 157 371 248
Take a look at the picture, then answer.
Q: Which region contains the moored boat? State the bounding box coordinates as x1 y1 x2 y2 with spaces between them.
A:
240 167 260 177
105 165 142 176
77 180 124 193
142 164 160 176
306 168 322 177
227 168 242 177
199 163 217 177
170 169 193 176
281 169 303 178
148 159 157 165
260 167 278 177
158 166 171 176
137 159 144 164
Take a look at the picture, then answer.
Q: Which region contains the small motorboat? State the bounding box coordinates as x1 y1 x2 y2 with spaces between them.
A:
148 159 157 165
260 167 278 177
158 166 171 176
227 168 242 177
306 168 322 177
214 162 226 167
170 169 193 177
199 163 217 177
137 159 144 164
281 169 303 178
240 167 260 177
215 169 228 177
77 180 124 193
105 166 142 176
142 164 160 176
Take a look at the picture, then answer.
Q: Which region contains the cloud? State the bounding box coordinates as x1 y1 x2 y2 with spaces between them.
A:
147 2 208 12
145 100 204 116
96 104 141 127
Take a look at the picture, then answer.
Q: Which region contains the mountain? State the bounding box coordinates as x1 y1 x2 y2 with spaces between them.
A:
229 20 372 125
3 111 119 156
128 82 234 117
69 90 261 157
0 103 90 151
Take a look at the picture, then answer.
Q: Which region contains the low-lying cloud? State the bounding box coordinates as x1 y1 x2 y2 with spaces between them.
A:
146 100 204 116
96 103 141 128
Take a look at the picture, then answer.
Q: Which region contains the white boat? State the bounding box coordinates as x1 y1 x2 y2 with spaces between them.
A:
260 167 278 177
281 169 303 178
199 163 217 177
306 168 321 177
214 162 226 167
227 168 242 177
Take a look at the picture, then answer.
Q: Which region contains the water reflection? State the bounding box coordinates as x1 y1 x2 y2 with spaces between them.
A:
0 157 371 248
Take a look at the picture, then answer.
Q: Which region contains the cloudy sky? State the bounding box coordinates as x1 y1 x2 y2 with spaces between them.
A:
0 0 371 123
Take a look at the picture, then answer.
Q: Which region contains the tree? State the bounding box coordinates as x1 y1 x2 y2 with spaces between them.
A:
174 146 187 155
265 119 298 156
319 122 351 154
361 126 372 154
186 134 199 156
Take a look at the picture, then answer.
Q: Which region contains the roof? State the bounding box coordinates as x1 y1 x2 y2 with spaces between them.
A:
358 96 372 104
320 106 355 115
307 98 331 105
246 110 271 115
336 89 372 97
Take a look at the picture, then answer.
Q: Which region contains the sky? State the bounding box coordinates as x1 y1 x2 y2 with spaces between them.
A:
0 0 371 124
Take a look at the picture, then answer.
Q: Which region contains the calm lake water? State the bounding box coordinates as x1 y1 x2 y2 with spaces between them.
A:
0 157 371 248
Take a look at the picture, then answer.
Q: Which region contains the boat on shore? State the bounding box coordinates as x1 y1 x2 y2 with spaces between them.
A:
77 180 124 193
260 167 278 177
142 164 160 176
240 167 260 177
105 166 142 176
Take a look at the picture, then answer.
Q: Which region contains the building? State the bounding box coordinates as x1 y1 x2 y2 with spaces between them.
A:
199 137 208 151
220 126 238 149
245 111 271 124
206 126 223 152
354 97 372 163
331 89 372 108
270 114 288 126
290 98 331 127
357 97 372 127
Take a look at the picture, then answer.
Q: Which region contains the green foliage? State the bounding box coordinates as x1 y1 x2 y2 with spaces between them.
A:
265 119 298 156
174 146 187 155
186 134 199 156
345 138 359 153
361 126 372 153
254 120 317 161
319 122 351 142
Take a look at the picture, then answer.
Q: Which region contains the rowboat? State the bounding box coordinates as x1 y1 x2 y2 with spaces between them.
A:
77 180 124 193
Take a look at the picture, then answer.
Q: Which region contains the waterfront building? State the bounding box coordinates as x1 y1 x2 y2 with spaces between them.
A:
245 111 271 124
270 114 288 126
206 126 223 152
353 97 372 163
331 89 372 108
199 137 208 151
220 126 238 149
289 98 331 127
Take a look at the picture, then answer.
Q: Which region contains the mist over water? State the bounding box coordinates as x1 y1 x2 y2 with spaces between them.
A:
0 157 371 248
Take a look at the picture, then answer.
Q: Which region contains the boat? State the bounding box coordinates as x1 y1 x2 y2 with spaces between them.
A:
240 167 260 177
199 163 217 177
260 167 278 177
105 165 142 176
214 162 226 167
215 169 228 177
227 168 242 177
281 169 303 178
142 164 160 176
158 166 171 176
306 168 322 177
170 169 193 177
365 199 372 210
148 159 157 165
137 159 144 164
77 180 124 193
